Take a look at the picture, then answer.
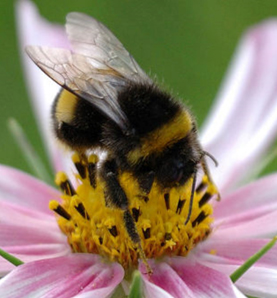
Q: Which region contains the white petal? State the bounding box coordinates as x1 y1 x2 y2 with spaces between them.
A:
201 20 277 193
15 0 72 173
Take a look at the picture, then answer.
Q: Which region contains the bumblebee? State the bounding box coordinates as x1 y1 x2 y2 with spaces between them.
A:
26 12 218 264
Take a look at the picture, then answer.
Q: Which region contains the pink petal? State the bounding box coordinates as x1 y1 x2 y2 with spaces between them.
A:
213 174 277 221
201 20 277 193
142 278 175 298
207 175 277 239
214 209 277 239
141 260 195 298
0 243 69 277
0 201 69 275
0 254 124 298
0 203 59 236
200 261 277 297
0 166 69 274
0 165 59 214
140 258 245 298
15 0 72 173
235 266 277 297
198 238 277 268
209 174 277 238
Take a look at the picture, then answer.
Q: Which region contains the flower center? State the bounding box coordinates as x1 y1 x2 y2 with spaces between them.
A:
50 153 216 270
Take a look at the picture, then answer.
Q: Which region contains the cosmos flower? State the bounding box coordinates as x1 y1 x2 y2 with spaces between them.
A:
1 0 277 297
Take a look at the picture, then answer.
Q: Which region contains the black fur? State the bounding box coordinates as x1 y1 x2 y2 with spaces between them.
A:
117 83 180 136
52 90 106 151
52 82 204 255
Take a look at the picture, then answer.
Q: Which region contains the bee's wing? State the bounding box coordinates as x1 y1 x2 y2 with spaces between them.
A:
26 12 151 132
65 12 150 82
26 46 129 130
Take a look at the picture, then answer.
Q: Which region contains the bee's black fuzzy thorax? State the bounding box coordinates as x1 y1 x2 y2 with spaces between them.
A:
101 82 198 180
118 82 181 136
101 82 185 161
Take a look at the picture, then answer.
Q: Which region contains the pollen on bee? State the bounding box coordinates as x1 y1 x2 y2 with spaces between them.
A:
50 152 216 270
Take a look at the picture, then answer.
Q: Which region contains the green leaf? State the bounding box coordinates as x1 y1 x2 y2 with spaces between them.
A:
0 248 24 266
128 271 143 298
110 283 128 298
230 236 277 283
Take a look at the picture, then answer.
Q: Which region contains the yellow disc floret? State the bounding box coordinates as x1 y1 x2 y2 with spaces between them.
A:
50 153 216 270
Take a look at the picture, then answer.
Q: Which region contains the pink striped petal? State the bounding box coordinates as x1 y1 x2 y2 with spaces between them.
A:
15 0 72 172
0 214 61 243
214 209 277 239
214 174 277 220
141 261 195 298
200 261 277 297
209 174 277 238
235 266 277 297
198 238 277 268
0 254 124 298
0 201 69 275
0 218 64 247
140 258 245 298
0 243 69 277
201 20 277 193
0 166 69 274
0 198 65 248
142 278 175 298
0 165 59 214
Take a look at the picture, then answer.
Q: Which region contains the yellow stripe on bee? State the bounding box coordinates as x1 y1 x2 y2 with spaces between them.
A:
127 109 192 165
55 89 79 124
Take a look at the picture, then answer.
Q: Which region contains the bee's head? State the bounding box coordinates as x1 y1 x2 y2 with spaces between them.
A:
154 144 198 188
156 156 196 188
153 138 218 189
151 132 206 189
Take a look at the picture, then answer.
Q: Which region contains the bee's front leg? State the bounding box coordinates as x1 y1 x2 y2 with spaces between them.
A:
101 159 129 210
100 159 152 272
100 159 138 238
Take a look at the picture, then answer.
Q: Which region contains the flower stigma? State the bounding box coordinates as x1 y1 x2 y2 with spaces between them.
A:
49 153 216 272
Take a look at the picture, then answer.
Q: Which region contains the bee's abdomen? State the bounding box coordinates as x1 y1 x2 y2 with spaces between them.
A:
53 89 79 125
52 89 106 151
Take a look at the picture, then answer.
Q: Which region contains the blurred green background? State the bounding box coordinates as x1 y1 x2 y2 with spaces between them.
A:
1 0 277 178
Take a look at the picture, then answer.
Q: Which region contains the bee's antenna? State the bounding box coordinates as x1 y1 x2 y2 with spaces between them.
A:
184 169 197 225
202 151 218 167
201 151 221 202
185 150 219 225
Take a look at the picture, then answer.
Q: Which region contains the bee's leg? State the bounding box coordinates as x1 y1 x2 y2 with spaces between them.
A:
100 159 152 273
101 159 129 209
123 209 152 274
184 169 197 225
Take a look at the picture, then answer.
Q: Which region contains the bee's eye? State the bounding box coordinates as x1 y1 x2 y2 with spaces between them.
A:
170 167 184 183
165 162 184 184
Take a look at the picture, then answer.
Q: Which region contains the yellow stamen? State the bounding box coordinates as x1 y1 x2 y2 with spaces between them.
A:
50 153 216 270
